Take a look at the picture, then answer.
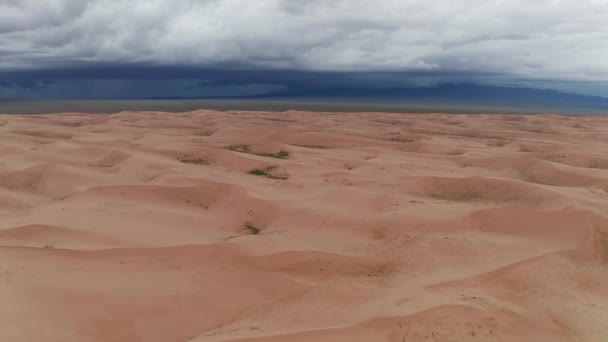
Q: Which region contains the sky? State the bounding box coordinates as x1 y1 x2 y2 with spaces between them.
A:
1 0 608 99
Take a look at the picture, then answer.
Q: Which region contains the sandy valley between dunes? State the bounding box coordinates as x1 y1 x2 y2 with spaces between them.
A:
0 110 607 341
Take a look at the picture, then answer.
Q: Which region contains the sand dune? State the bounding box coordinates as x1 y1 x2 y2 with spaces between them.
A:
0 110 607 341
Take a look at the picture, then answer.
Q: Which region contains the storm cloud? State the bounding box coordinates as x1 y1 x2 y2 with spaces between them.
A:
1 0 607 80
1 0 608 101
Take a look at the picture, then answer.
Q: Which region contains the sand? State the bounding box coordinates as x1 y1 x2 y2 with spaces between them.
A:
0 109 607 342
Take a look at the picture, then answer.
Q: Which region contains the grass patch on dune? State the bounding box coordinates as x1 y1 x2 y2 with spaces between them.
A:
449 131 506 140
429 186 529 206
523 127 560 135
290 144 329 149
244 223 261 235
487 139 509 147
429 188 516 203
501 115 527 122
371 227 387 240
247 166 288 179
388 136 415 143
429 185 485 202
588 161 608 170
255 150 290 159
228 144 290 159
193 131 215 136
430 191 480 202
248 168 272 177
367 262 398 277
228 144 252 153
178 158 210 165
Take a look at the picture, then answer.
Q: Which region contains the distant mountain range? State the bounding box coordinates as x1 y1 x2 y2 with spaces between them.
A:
152 84 608 114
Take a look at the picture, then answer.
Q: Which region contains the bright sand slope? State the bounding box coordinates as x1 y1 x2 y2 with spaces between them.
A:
0 110 607 341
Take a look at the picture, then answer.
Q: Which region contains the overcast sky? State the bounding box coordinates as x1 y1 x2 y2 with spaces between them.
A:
1 0 608 99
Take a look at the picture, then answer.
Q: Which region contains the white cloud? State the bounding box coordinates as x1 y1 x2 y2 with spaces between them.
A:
1 0 608 81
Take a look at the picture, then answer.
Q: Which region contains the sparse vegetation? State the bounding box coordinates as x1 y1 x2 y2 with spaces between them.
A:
487 139 508 147
450 131 505 140
388 136 415 143
501 115 527 122
430 189 525 205
244 223 261 235
290 144 329 149
524 127 559 134
372 227 387 240
15 130 73 140
255 150 290 159
544 155 608 170
248 168 270 176
445 120 463 125
179 158 210 165
430 191 480 202
520 169 540 184
367 262 397 277
247 166 288 179
527 128 544 133
373 118 408 125
588 161 608 169
193 131 214 136
228 144 290 159
228 144 251 153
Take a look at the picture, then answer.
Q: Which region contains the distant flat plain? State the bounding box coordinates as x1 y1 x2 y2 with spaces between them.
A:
0 98 600 115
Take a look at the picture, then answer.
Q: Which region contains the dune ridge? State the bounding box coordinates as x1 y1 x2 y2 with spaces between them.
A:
0 110 607 341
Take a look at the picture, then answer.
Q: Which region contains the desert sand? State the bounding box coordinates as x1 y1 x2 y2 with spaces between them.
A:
0 109 607 341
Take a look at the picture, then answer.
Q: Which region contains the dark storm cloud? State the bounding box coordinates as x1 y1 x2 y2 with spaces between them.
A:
0 64 504 87
3 65 608 100
2 0 608 99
